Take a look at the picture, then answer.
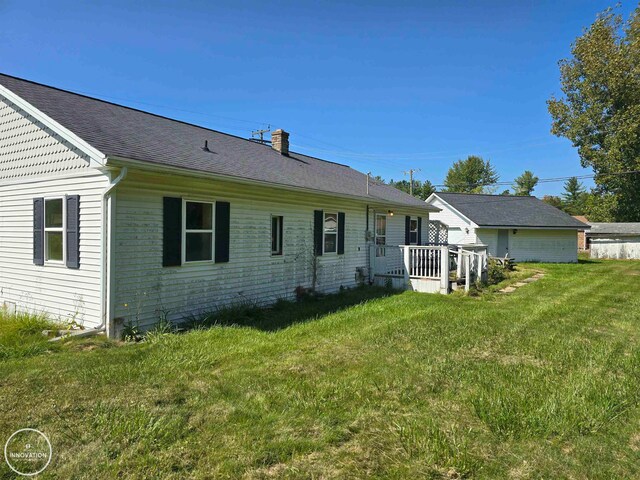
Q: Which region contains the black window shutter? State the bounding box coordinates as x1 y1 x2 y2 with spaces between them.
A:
337 212 345 254
66 195 80 269
33 198 44 266
404 216 411 244
163 197 182 267
417 217 422 245
215 201 230 263
313 210 323 256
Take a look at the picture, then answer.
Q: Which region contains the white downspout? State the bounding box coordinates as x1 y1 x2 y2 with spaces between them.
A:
100 167 127 337
50 166 127 342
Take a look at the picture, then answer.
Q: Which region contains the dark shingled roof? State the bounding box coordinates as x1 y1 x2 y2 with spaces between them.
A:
588 223 640 236
433 192 588 229
0 73 432 210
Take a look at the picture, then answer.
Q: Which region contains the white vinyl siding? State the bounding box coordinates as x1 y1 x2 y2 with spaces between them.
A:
427 196 477 245
478 228 578 263
114 174 364 329
112 171 429 329
0 96 108 326
475 229 498 256
0 174 108 326
0 97 92 181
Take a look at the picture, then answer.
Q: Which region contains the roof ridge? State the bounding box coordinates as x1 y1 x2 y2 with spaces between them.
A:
438 191 535 198
0 72 352 170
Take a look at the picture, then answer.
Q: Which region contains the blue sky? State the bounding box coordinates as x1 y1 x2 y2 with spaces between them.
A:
1 1 635 195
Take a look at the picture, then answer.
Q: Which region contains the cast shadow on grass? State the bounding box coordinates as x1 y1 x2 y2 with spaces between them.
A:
578 258 603 264
183 286 399 332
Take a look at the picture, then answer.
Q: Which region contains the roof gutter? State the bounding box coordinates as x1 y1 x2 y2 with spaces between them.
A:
477 225 589 230
105 155 439 213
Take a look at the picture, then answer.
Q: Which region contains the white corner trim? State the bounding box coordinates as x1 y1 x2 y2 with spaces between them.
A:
0 83 107 167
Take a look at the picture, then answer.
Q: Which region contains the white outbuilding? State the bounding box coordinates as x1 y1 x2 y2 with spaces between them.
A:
426 192 589 263
587 223 640 260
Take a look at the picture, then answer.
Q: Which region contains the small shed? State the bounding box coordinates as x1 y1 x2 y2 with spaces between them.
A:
425 193 588 263
587 223 640 260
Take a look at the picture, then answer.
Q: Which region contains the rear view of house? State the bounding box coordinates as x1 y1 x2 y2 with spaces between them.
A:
426 192 589 263
0 73 437 337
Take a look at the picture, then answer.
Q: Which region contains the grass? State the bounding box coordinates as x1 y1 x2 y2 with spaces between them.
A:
0 310 63 359
1 259 640 478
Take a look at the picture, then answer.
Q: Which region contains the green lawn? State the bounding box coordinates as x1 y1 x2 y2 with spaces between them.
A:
1 259 640 479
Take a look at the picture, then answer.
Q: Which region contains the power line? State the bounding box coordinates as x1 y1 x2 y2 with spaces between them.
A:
430 170 640 189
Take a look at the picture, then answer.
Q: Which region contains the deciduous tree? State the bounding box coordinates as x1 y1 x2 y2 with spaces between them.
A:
548 7 640 221
443 155 499 193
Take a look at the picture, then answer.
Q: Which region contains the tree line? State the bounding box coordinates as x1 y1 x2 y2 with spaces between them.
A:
386 6 640 222
382 155 593 217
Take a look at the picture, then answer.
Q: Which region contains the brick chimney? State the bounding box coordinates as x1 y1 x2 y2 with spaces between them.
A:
271 129 289 156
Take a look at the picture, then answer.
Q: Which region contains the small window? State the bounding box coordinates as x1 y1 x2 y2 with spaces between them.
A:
409 217 418 245
323 212 338 254
375 214 386 257
184 201 214 262
45 198 64 262
271 215 283 255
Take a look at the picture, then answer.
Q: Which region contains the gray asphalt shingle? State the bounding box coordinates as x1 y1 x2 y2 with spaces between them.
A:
0 73 431 209
588 223 640 235
434 192 588 228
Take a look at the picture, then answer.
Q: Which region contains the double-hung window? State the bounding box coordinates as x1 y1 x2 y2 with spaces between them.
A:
271 215 283 255
184 201 214 262
44 198 64 262
409 217 418 245
323 212 338 254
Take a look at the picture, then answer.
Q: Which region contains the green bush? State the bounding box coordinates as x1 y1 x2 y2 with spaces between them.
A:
487 259 507 285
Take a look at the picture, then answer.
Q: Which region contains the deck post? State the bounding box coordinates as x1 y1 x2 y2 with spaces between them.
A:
481 249 488 282
369 244 376 283
465 254 471 292
440 246 450 294
402 246 411 288
457 249 462 279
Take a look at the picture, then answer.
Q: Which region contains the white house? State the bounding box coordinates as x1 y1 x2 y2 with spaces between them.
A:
587 223 640 259
0 73 440 337
426 192 588 263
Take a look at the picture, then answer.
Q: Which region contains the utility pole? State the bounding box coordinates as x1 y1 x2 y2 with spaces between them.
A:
403 168 421 196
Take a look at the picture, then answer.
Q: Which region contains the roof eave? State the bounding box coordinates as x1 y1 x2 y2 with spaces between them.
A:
477 225 589 230
0 83 107 167
106 155 439 212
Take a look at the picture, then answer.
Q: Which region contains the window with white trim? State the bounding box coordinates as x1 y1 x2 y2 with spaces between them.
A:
184 201 214 262
271 215 283 255
323 212 338 254
375 214 386 257
45 198 64 262
409 217 418 245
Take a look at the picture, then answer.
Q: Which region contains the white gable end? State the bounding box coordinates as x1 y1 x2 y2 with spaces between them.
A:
426 195 478 244
0 96 97 181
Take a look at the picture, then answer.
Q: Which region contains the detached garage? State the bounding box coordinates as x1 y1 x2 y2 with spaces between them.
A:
426 192 589 263
587 223 640 260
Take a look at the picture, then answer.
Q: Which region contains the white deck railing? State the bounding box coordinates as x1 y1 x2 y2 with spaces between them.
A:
370 244 451 294
370 243 489 294
370 245 405 277
406 245 445 279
